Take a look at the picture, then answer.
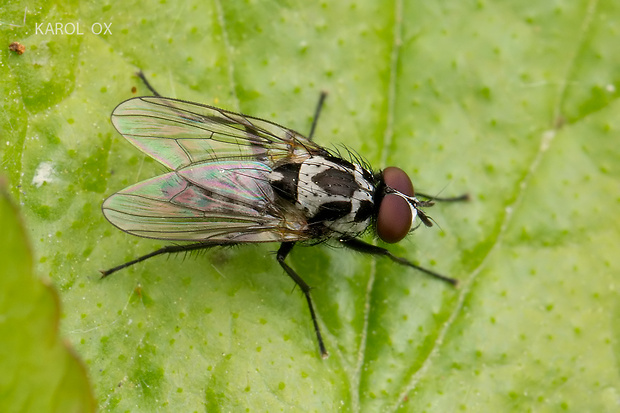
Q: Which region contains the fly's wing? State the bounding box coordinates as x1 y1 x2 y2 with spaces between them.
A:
102 161 310 243
111 97 329 170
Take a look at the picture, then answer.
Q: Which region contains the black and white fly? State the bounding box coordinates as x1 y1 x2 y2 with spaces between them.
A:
102 73 467 358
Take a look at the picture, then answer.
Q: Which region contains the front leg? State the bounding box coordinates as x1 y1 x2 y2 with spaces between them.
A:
339 238 458 286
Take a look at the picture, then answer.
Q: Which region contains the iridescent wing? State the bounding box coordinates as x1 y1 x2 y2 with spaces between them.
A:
102 161 311 243
111 97 329 170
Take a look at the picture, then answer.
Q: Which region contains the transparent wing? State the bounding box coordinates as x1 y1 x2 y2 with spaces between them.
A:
102 161 310 242
111 97 328 170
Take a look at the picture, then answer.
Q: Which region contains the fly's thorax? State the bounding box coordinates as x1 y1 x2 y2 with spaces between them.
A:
269 155 375 238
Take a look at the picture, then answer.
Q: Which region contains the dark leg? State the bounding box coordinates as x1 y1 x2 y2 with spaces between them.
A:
416 192 470 203
136 70 162 97
307 91 328 141
339 238 459 286
100 242 217 278
277 242 328 358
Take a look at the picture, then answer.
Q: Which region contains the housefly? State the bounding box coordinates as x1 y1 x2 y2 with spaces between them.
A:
102 72 468 358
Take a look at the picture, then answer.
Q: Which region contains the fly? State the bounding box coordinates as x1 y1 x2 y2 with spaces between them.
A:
101 72 468 358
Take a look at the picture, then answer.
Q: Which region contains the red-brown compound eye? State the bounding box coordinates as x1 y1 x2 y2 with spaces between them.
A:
377 167 415 243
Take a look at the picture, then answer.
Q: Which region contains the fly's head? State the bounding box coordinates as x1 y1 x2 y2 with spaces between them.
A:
375 167 435 244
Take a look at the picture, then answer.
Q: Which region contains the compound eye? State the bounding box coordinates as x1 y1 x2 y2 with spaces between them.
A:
377 167 414 243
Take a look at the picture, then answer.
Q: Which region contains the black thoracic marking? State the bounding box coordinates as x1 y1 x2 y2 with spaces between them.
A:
272 162 302 203
354 200 374 223
326 155 375 184
324 155 355 170
360 167 374 183
309 201 352 223
311 168 359 197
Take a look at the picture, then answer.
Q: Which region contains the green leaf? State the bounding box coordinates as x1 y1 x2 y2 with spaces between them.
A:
0 181 95 412
2 0 619 411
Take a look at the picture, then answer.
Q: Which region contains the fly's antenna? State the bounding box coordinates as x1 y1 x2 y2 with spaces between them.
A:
384 186 435 228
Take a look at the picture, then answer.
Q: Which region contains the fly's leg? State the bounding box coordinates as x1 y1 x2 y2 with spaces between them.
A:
277 242 328 358
136 70 162 97
339 238 459 286
135 70 327 140
100 242 219 278
416 192 470 203
103 241 329 357
308 91 328 141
